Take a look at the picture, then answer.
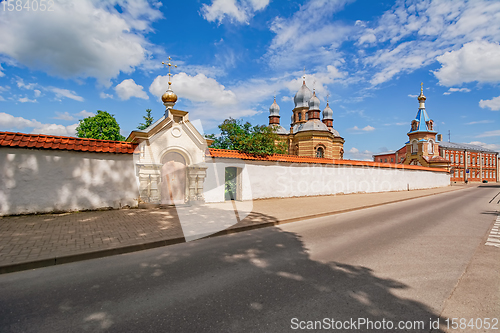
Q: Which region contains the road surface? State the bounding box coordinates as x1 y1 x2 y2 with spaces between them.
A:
1 185 499 332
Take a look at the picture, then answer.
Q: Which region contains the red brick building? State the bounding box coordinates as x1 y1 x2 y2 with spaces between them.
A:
373 84 498 183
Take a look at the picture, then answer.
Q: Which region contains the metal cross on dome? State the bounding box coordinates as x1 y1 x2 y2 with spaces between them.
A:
162 57 177 85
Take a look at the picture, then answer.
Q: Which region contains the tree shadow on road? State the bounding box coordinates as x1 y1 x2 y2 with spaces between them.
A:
0 211 448 333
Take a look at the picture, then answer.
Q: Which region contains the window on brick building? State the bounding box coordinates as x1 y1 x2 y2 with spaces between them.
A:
316 147 324 158
391 158 394 162
412 140 417 153
460 170 463 178
446 152 449 160
460 155 463 164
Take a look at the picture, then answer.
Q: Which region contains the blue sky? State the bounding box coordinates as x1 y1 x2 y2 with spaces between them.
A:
0 0 499 160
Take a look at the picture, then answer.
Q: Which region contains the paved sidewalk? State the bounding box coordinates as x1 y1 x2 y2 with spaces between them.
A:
0 185 471 274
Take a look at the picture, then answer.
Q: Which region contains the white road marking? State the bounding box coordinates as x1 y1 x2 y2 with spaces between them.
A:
485 217 500 248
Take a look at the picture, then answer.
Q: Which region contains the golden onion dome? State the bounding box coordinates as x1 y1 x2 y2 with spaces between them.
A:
162 83 177 103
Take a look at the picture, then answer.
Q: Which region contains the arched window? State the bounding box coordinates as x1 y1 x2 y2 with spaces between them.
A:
316 147 324 158
298 113 302 121
412 140 418 153
446 152 449 160
460 155 463 164
428 140 434 154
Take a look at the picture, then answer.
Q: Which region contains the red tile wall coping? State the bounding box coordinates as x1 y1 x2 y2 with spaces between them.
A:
0 132 137 154
207 148 449 173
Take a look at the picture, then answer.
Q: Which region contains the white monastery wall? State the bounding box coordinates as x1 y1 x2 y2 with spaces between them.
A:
204 159 450 202
0 148 138 216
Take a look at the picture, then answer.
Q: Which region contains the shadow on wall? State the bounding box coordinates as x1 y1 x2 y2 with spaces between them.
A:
0 149 138 216
0 223 448 332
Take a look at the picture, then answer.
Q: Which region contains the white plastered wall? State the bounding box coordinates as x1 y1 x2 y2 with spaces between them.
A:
204 159 450 202
0 148 138 216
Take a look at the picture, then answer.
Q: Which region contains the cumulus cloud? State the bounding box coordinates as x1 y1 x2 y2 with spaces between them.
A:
201 0 270 24
0 0 163 86
50 88 84 102
468 141 500 152
479 95 500 111
361 1 500 86
18 97 37 103
150 73 237 106
348 125 375 133
54 112 75 121
76 110 95 118
443 87 471 95
115 79 149 100
0 112 77 136
408 94 418 98
345 147 374 161
100 92 113 99
434 41 500 86
149 73 260 126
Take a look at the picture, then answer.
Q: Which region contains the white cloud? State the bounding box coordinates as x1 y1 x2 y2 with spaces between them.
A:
476 130 500 138
0 112 77 136
201 0 270 24
32 123 78 136
149 73 260 126
266 0 352 70
434 41 500 86
0 64 4 77
348 125 374 132
408 94 418 98
15 78 84 101
361 1 500 86
443 87 471 95
0 96 4 101
150 73 237 106
479 95 500 111
345 147 373 161
468 141 500 152
76 110 95 118
50 87 84 102
18 97 36 103
115 79 149 100
54 112 75 121
100 92 113 99
465 120 494 125
0 1 163 86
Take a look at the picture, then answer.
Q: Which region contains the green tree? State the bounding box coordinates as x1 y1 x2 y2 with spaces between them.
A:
76 110 126 141
206 118 287 156
137 108 154 130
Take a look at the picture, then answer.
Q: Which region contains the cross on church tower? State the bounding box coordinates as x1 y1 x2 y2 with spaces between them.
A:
160 57 178 110
162 56 178 85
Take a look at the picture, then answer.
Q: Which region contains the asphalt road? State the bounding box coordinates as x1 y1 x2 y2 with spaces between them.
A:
0 185 499 332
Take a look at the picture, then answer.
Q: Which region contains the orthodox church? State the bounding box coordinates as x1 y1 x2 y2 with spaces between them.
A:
268 78 345 159
403 84 449 168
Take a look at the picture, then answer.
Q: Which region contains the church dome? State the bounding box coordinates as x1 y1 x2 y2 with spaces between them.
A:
162 84 177 104
295 119 330 133
329 128 340 136
269 97 280 116
308 91 320 110
271 124 288 134
323 102 333 120
294 81 313 108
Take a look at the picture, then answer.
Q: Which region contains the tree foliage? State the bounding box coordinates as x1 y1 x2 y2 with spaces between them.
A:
206 118 287 156
76 110 126 141
137 109 154 130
